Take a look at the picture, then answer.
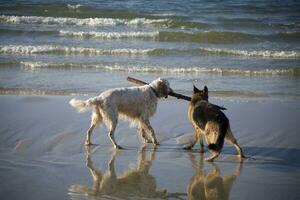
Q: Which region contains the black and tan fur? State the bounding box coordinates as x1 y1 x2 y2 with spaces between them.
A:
187 85 244 161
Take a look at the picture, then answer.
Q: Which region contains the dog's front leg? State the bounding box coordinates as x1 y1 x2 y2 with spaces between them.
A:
141 120 159 145
198 133 205 153
138 126 152 144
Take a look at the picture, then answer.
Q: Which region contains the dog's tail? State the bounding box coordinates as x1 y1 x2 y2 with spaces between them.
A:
69 97 98 113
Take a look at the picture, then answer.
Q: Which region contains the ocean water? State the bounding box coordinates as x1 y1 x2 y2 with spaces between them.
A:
0 0 300 101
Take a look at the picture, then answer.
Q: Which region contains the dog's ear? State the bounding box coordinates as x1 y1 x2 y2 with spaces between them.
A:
203 85 208 96
193 85 201 93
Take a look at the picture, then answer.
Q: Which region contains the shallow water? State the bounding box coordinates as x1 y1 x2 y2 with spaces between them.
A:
0 0 300 101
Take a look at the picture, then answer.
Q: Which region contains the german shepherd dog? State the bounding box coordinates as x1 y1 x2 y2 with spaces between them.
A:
186 85 244 161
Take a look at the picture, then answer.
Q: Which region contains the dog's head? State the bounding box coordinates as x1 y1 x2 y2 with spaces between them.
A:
191 85 208 103
150 78 173 98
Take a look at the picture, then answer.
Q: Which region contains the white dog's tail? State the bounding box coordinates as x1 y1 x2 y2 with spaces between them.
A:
69 97 97 113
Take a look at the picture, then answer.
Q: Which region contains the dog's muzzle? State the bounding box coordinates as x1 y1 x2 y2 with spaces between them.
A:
165 88 173 98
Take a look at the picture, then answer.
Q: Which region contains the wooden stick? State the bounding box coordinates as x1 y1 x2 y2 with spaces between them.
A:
127 76 226 110
127 77 191 101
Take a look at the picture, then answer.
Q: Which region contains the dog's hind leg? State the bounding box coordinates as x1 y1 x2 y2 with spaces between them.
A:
225 128 245 158
86 124 95 145
101 108 122 149
138 126 152 144
86 109 102 145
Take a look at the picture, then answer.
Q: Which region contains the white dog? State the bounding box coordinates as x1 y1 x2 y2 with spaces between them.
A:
69 78 172 149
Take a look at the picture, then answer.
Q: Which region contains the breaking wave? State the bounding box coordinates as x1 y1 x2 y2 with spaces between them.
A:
60 30 259 43
1 44 299 59
67 4 82 10
0 15 169 27
59 30 159 39
0 87 80 96
197 47 300 58
0 45 155 55
19 61 300 76
59 30 299 44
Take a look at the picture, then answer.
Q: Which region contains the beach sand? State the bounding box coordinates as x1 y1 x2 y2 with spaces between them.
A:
0 95 299 200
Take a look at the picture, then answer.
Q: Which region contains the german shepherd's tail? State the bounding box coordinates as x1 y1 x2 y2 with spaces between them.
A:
207 127 227 152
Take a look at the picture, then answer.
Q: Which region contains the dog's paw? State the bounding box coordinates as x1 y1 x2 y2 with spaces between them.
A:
183 145 192 150
85 141 93 146
153 142 160 146
115 145 124 150
152 140 160 146
238 154 246 159
143 139 153 144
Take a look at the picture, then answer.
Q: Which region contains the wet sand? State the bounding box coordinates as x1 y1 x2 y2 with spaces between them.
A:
0 95 299 200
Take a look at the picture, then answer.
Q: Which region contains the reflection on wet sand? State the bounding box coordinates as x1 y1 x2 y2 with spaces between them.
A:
69 147 243 200
187 153 243 200
69 145 167 199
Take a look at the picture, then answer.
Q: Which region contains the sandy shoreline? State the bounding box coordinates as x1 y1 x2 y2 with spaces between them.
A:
0 95 299 200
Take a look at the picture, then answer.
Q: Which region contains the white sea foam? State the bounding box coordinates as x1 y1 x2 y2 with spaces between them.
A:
150 13 177 17
2 45 298 59
199 47 300 58
0 88 79 96
126 18 168 25
0 45 155 55
0 15 169 27
20 61 87 69
67 4 82 10
0 45 57 54
19 61 299 76
0 15 123 26
59 30 159 38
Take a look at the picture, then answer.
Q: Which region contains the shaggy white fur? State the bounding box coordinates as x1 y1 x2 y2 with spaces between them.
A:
69 78 172 149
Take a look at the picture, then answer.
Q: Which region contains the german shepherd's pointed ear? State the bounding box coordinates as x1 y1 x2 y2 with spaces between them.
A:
203 85 208 96
193 85 201 93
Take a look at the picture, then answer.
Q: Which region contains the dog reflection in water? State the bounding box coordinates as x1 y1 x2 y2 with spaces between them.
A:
187 154 243 200
69 146 167 199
